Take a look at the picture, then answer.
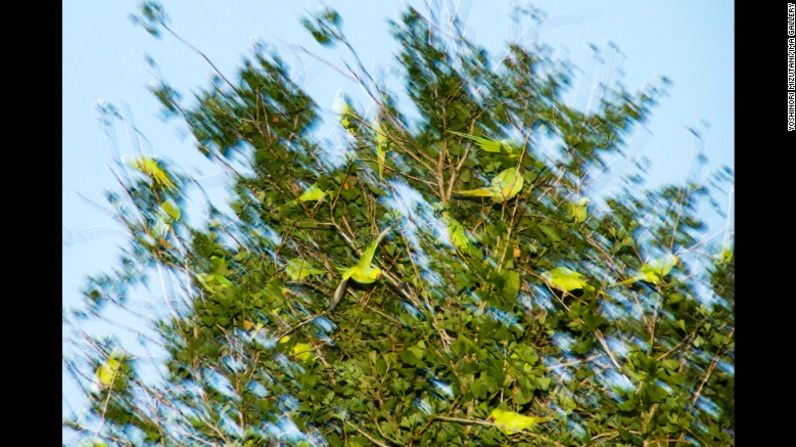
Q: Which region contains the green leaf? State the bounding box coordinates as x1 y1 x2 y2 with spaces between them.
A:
539 225 562 244
501 270 520 301
638 254 679 285
196 272 233 291
541 267 588 292
646 383 669 403
285 258 325 281
535 376 552 391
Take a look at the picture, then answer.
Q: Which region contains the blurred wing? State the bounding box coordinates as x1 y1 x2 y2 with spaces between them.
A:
131 157 175 190
358 226 390 267
449 130 502 153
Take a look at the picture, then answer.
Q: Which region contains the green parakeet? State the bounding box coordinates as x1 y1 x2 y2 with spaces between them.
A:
332 89 358 135
542 267 589 293
159 200 181 222
330 227 391 309
568 197 589 223
297 183 327 202
455 167 524 203
374 121 389 180
449 130 522 157
152 199 181 236
96 353 123 388
489 409 550 434
442 212 472 253
123 154 176 190
718 246 733 264
614 253 679 287
290 342 314 362
279 336 314 362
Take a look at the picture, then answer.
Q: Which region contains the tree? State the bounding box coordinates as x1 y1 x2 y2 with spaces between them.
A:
64 2 734 446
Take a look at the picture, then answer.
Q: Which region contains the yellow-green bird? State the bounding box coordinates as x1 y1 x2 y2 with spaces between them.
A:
568 197 589 223
332 89 359 135
455 167 524 203
442 212 472 253
297 182 327 202
489 409 550 434
95 351 125 389
374 121 389 180
449 131 522 157
542 266 590 293
614 253 679 287
330 226 391 309
123 154 176 190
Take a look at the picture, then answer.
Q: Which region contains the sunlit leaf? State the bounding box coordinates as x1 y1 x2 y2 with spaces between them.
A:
541 267 588 292
637 254 679 285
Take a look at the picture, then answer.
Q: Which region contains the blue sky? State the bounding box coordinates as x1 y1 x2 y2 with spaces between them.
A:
62 0 733 434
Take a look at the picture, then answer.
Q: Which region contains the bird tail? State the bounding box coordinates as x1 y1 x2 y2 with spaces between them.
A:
455 188 494 197
450 130 504 153
377 146 386 180
330 278 349 310
449 130 485 143
610 276 641 288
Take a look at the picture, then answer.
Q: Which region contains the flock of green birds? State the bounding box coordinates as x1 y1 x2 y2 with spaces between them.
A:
105 89 681 435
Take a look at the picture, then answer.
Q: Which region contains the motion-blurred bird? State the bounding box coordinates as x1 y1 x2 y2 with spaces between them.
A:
374 121 389 180
489 409 550 434
330 226 391 309
613 253 679 287
442 211 473 253
122 154 176 190
332 89 359 135
455 167 524 203
449 130 522 157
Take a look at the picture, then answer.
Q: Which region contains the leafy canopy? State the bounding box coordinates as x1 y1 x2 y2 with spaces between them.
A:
65 2 734 447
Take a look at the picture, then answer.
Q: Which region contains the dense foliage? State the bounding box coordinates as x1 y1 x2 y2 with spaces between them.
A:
64 2 734 446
